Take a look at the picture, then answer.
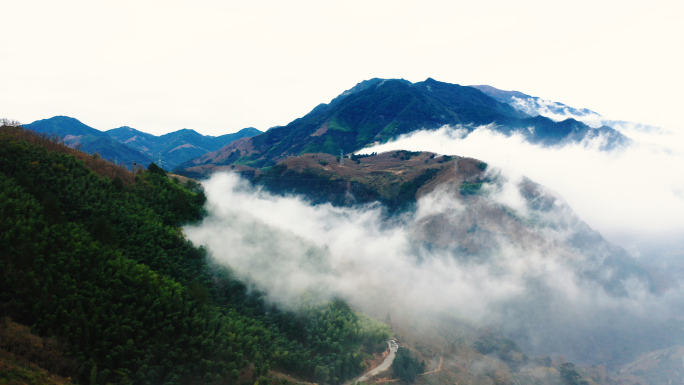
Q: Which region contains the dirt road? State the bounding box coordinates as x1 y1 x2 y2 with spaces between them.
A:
353 342 398 383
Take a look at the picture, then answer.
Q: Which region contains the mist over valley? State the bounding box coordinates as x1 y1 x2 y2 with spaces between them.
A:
4 77 684 385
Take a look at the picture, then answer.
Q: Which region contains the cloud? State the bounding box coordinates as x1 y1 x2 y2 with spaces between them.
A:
508 96 606 128
184 170 684 366
358 125 684 263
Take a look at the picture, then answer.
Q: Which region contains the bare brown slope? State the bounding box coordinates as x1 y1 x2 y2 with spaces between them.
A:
185 136 257 168
0 318 76 385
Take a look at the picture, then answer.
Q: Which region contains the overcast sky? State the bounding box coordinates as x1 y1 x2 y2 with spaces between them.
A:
2 0 682 136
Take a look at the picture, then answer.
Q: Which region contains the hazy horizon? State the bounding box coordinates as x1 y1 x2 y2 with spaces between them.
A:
3 1 682 136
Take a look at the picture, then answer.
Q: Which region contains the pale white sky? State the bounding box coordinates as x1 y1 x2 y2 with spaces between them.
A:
2 0 682 136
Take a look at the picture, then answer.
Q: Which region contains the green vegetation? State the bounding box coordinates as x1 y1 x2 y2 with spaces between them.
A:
252 166 382 208
473 330 528 370
559 363 589 385
0 126 390 385
391 168 440 211
390 150 421 161
181 78 534 170
391 348 425 384
459 181 483 196
349 153 375 162
327 119 352 133
252 161 441 214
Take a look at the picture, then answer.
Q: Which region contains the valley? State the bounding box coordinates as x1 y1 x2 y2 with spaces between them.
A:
3 77 683 385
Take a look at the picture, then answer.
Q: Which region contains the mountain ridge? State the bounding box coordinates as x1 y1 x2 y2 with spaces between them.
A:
178 78 628 175
23 116 262 170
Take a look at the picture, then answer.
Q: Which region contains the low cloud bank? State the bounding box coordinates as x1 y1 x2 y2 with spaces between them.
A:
359 125 684 264
185 171 684 366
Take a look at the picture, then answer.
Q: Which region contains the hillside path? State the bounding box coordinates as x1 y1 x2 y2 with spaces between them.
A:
352 342 398 383
421 356 443 375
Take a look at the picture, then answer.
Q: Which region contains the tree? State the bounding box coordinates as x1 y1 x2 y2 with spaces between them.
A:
560 363 588 385
391 347 424 384
147 162 166 176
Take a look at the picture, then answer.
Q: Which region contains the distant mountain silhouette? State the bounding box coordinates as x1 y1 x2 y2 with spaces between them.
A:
25 116 106 138
106 126 261 170
471 84 656 138
24 116 153 167
23 116 261 170
471 84 607 126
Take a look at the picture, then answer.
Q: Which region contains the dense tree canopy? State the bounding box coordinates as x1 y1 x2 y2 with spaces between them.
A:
391 347 425 384
0 126 390 385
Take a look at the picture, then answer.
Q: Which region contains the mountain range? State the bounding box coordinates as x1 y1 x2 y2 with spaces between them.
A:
178 78 628 175
21 78 630 178
23 116 261 171
470 84 665 135
5 77 680 385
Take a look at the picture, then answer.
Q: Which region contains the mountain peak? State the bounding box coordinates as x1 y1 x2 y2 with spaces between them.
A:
34 115 90 126
469 85 530 101
24 115 105 138
177 77 628 174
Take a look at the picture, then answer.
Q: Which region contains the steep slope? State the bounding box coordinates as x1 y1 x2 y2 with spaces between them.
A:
253 150 654 292
472 84 664 142
106 126 262 170
155 129 222 169
24 117 154 168
0 125 391 385
214 127 262 147
617 345 684 384
23 115 106 138
105 126 159 152
179 78 626 173
157 128 261 170
467 85 530 103
412 78 528 123
82 136 154 165
180 79 524 170
471 84 601 122
0 317 75 385
471 84 619 130
233 150 678 368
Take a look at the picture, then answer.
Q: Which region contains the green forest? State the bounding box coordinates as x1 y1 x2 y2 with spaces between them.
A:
390 347 425 384
0 125 391 385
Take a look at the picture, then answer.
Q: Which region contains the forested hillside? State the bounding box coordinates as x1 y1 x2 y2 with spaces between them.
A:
0 125 390 385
